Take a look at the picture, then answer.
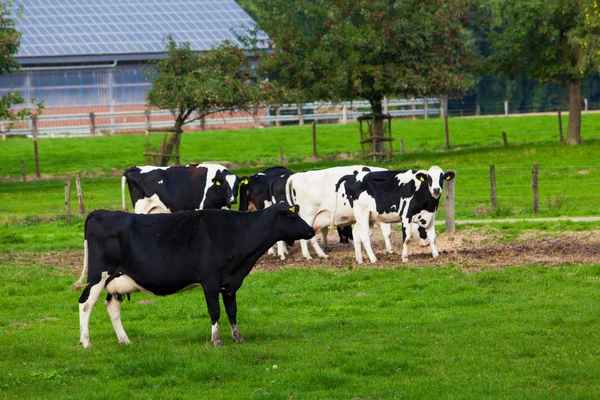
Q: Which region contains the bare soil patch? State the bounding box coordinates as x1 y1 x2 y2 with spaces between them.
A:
4 227 599 275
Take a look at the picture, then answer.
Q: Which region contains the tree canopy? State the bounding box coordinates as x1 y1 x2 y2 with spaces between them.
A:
486 0 600 144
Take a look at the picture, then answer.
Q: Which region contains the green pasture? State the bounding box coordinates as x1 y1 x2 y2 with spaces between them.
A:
2 113 600 220
1 261 600 399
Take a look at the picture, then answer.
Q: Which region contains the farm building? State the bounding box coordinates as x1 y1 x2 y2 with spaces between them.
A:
1 0 260 133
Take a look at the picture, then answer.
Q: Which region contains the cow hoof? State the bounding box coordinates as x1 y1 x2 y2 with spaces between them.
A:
81 342 93 349
432 252 439 259
118 338 131 345
233 334 245 344
212 338 224 347
369 258 377 264
303 255 313 261
402 257 408 263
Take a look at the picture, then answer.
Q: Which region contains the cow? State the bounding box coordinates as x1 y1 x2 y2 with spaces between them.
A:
336 166 455 263
72 202 315 349
121 163 240 214
238 166 294 212
284 165 391 260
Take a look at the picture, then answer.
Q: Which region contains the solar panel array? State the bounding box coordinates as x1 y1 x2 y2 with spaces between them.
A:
16 0 257 59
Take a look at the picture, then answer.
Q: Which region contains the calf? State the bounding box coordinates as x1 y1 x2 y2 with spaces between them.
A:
122 163 239 214
285 165 390 260
72 203 315 349
238 166 294 212
337 166 455 263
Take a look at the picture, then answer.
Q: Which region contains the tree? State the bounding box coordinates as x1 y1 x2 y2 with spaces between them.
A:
146 38 264 165
247 0 477 155
486 0 600 145
0 1 42 127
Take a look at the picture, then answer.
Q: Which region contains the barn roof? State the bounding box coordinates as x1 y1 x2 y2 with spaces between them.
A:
14 0 258 65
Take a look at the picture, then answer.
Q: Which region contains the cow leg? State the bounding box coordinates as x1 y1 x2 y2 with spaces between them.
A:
379 223 393 254
401 217 413 262
309 236 329 259
299 239 312 260
320 227 329 251
202 286 223 346
222 292 244 344
354 208 377 263
425 221 439 258
78 271 109 349
105 294 131 345
267 245 276 257
276 241 288 260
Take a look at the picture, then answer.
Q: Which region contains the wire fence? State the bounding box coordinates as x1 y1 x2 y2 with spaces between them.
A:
1 165 598 222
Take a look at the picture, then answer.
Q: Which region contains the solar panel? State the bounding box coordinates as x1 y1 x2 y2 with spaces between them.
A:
15 0 261 60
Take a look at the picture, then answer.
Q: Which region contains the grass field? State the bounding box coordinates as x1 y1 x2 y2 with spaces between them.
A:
1 261 600 399
2 113 600 399
1 113 600 220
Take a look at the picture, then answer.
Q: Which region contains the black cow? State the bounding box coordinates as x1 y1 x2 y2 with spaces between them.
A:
73 203 315 349
337 166 455 263
238 166 294 212
121 164 239 214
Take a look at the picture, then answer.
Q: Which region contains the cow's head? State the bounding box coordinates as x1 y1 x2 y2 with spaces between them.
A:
226 173 241 205
203 173 234 209
272 203 315 241
415 166 455 199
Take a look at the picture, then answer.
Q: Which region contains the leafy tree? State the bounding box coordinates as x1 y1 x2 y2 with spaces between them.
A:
246 0 477 154
0 1 42 127
486 0 600 145
146 38 264 165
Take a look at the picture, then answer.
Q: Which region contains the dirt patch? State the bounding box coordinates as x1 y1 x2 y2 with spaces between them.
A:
4 227 599 275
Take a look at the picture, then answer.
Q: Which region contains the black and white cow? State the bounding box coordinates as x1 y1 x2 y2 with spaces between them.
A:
121 163 239 214
72 203 315 349
336 166 455 263
238 166 294 212
285 165 391 260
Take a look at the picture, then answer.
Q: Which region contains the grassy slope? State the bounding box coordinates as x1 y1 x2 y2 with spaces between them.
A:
1 264 599 399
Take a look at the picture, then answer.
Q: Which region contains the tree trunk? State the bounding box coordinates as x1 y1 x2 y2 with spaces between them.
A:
160 116 185 166
370 98 384 157
565 79 582 145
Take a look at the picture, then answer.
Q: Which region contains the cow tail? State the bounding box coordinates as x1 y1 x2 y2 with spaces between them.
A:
121 175 128 212
72 233 90 291
331 175 351 229
285 175 294 206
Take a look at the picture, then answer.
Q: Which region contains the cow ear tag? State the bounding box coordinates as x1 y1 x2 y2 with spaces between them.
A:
241 179 248 185
289 206 295 213
216 181 221 186
445 175 452 180
419 176 425 182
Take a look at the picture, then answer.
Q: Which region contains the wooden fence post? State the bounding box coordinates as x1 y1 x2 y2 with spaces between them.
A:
312 121 317 158
584 98 589 113
400 139 405 155
442 96 450 150
504 100 509 116
75 174 85 218
297 103 304 126
144 109 151 132
557 107 564 142
32 115 40 179
20 160 26 182
490 164 497 210
502 131 508 146
280 147 285 164
341 104 348 124
532 164 539 214
276 107 281 128
89 112 96 136
252 108 259 129
411 102 416 120
424 98 429 119
445 170 456 234
65 181 71 227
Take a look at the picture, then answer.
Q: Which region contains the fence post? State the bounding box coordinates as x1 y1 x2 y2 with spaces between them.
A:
312 121 317 158
279 146 285 164
65 180 71 227
442 96 450 149
502 131 508 146
298 103 304 126
557 107 564 142
532 164 539 214
504 100 509 116
32 115 40 179
490 164 497 210
400 139 405 155
445 170 456 234
424 98 429 119
411 102 416 120
584 98 589 113
20 160 26 182
276 107 281 128
253 108 259 129
89 112 96 136
144 109 151 132
476 104 481 116
341 104 348 124
75 174 85 218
